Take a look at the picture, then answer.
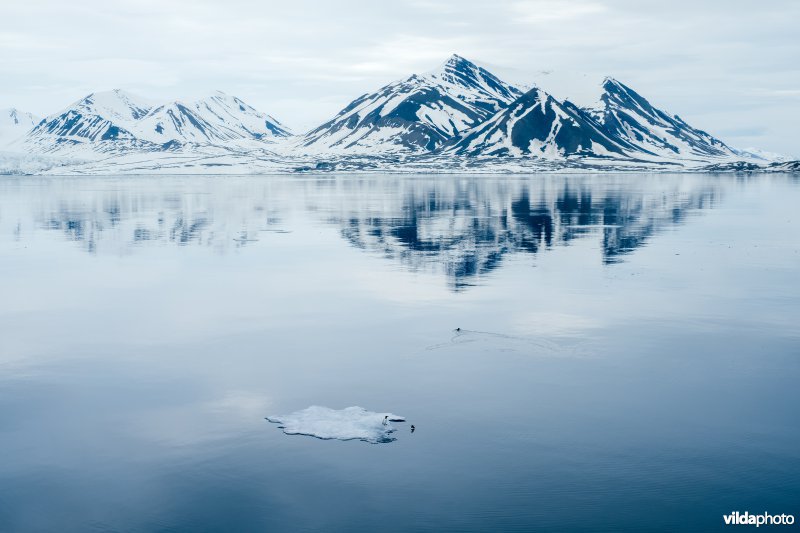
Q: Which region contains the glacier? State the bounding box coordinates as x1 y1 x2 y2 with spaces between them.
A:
266 406 407 443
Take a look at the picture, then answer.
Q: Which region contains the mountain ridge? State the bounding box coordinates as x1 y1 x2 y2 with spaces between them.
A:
297 54 524 153
23 89 290 157
441 86 637 159
2 54 793 174
583 77 738 162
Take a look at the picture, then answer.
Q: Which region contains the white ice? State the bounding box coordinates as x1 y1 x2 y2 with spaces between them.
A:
266 406 406 443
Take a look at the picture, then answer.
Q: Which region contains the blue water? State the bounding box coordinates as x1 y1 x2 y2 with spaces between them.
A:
0 174 798 531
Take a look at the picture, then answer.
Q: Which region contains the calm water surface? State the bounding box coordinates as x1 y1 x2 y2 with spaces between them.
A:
0 174 798 532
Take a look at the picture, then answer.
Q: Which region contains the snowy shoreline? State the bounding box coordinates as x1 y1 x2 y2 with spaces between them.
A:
2 151 797 176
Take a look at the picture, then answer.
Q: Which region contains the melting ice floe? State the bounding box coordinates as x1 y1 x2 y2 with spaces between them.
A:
266 406 406 443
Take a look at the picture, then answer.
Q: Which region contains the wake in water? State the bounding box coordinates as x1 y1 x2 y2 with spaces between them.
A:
424 328 592 358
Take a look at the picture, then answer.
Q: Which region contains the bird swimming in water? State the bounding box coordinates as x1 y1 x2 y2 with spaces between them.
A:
455 327 461 332
411 425 415 433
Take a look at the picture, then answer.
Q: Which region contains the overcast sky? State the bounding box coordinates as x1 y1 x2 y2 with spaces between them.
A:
2 0 798 156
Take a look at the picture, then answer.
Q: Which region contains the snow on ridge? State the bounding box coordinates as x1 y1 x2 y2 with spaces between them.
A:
584 77 741 162
96 90 292 143
1 108 41 127
422 53 523 103
70 89 156 123
24 88 292 158
299 54 524 154
8 54 788 170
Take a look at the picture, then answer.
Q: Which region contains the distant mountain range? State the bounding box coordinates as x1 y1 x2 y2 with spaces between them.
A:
0 108 41 149
20 89 290 157
1 55 796 174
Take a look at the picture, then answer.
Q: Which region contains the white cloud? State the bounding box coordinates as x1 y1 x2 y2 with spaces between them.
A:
509 0 608 23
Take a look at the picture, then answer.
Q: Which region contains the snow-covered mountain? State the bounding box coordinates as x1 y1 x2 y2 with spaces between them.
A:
6 54 795 174
298 56 749 166
24 89 290 157
731 146 790 163
135 91 291 145
24 89 158 155
298 54 523 153
441 87 633 159
0 108 41 149
584 78 738 162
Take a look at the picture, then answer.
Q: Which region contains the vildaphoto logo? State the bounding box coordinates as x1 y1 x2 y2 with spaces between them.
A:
723 512 795 527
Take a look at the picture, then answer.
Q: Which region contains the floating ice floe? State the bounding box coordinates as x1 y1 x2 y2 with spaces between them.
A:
266 406 406 443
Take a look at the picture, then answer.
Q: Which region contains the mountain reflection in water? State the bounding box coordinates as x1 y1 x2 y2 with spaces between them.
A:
1 175 724 290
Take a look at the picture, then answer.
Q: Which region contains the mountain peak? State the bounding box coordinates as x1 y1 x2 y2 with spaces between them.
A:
591 77 736 160
26 86 291 153
424 54 522 104
134 91 291 142
444 53 470 67
600 77 630 95
422 54 476 79
0 108 41 150
300 54 523 153
86 88 146 102
598 77 655 113
445 81 630 159
437 53 480 77
74 89 155 121
201 91 239 106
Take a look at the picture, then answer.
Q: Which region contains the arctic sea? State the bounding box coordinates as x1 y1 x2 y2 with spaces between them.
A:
0 174 798 532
